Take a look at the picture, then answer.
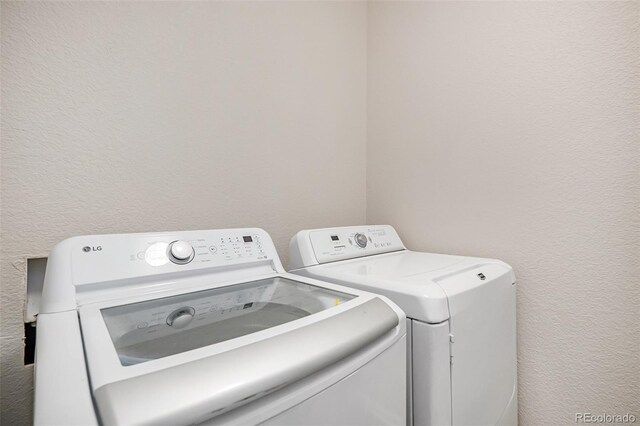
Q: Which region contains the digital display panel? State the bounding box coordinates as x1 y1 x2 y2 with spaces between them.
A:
331 235 339 241
243 236 253 243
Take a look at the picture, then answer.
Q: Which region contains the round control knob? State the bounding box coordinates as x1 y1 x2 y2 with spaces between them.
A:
354 233 368 248
166 307 195 329
168 240 195 264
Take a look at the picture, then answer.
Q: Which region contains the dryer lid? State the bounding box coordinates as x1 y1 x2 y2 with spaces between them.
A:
326 250 466 279
301 251 467 323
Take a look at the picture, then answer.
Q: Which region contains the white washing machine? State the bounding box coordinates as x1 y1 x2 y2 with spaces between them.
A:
289 225 518 426
34 228 407 426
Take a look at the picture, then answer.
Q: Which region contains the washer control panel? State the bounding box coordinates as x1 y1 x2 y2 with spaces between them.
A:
308 225 405 264
70 228 276 287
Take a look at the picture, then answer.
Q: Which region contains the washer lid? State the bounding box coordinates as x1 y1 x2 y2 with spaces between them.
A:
99 277 355 366
79 275 400 425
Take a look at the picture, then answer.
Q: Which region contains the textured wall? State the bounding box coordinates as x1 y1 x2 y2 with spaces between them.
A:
3 1 639 425
0 2 367 423
367 1 639 425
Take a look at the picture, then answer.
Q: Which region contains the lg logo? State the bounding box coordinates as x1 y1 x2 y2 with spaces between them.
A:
82 246 102 253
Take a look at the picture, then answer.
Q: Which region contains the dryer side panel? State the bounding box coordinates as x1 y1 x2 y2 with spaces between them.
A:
437 264 517 426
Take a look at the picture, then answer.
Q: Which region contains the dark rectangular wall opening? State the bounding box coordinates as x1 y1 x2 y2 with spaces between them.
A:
24 323 36 365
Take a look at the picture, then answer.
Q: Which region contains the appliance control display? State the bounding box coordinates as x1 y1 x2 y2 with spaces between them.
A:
150 233 265 267
70 229 274 288
308 226 404 264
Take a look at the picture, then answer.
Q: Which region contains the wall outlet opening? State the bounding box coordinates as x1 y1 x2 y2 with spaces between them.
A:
26 257 47 324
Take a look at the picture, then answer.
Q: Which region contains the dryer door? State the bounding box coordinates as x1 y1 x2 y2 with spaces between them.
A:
435 263 517 425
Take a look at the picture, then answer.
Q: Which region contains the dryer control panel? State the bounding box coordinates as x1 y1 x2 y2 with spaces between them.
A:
289 225 406 268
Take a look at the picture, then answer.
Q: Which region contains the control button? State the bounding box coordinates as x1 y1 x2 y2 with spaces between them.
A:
354 233 368 248
166 307 195 329
170 241 193 259
209 245 218 254
136 322 148 329
167 240 195 264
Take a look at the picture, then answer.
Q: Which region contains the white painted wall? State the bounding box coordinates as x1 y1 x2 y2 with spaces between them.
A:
0 2 367 423
367 2 639 425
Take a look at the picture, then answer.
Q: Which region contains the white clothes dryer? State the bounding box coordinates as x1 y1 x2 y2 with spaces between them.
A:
289 225 517 426
34 228 407 426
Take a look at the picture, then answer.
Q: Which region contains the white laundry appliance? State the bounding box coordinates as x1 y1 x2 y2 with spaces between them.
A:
34 228 407 426
289 225 518 426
